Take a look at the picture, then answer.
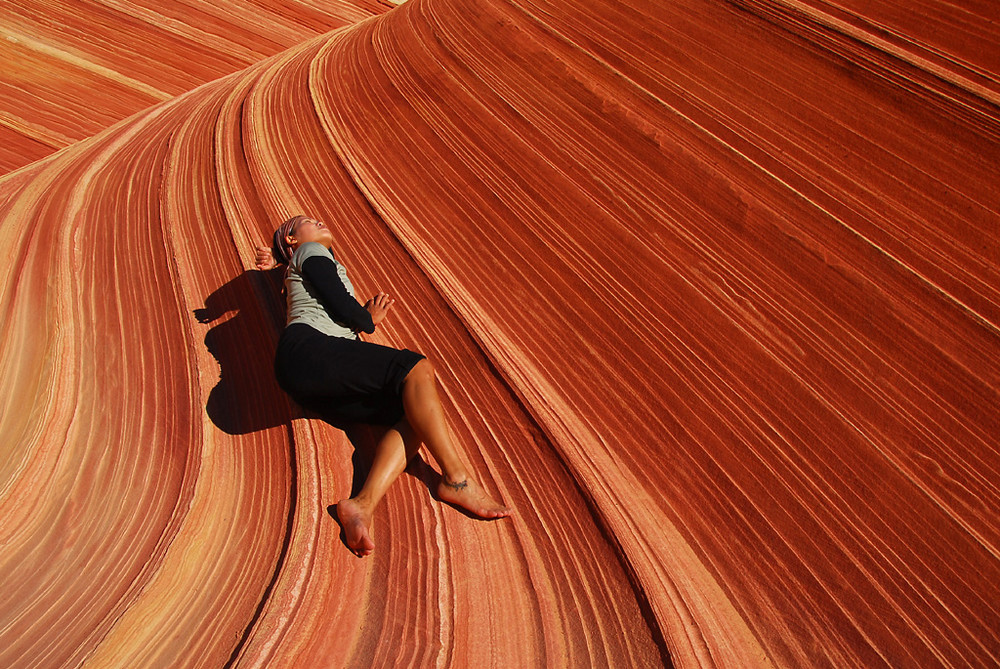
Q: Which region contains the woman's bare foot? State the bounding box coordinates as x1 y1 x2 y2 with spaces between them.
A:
337 498 375 557
437 476 512 519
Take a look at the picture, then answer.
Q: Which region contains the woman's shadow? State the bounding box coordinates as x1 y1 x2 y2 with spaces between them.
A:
194 268 292 435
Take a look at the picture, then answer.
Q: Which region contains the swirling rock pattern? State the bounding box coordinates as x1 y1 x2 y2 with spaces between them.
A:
1 0 998 666
0 0 394 174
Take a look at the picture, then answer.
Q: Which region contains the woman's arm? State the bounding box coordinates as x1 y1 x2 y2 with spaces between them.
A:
301 256 377 334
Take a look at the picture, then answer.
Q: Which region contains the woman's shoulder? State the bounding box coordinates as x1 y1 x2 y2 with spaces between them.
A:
291 242 334 267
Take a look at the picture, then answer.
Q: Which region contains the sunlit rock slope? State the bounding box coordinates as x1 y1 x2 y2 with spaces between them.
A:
1 0 998 666
0 0 394 174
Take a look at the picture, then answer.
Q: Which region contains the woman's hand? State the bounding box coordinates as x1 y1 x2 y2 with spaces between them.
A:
255 246 277 271
364 292 395 327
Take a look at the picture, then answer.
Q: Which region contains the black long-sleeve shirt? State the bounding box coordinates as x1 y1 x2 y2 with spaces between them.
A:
301 255 374 334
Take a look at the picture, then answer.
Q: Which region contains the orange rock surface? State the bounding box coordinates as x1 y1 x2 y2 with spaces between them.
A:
0 0 394 174
1 0 998 666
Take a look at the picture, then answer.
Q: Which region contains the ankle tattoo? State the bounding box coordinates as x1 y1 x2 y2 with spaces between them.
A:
445 479 468 492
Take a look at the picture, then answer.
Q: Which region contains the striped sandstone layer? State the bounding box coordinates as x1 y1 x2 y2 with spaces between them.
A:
0 0 394 174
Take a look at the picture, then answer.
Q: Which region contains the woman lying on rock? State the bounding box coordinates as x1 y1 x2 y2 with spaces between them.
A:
256 215 510 558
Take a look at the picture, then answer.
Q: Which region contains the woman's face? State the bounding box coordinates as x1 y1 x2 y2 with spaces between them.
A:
287 217 332 248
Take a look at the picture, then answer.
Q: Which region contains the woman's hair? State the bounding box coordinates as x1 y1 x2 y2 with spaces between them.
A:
271 214 309 265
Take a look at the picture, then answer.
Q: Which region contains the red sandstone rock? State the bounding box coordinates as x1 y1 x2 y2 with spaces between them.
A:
0 0 393 174
0 0 997 666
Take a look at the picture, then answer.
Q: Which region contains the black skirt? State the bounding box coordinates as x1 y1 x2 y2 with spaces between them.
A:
274 322 424 426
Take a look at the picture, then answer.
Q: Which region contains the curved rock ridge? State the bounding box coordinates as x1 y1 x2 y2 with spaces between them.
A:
729 0 1000 135
1 0 998 667
0 0 395 174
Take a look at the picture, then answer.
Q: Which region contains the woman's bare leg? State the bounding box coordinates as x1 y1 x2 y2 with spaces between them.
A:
400 359 510 519
338 421 420 557
339 358 510 557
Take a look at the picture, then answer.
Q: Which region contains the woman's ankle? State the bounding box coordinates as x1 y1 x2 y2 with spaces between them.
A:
441 473 469 490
